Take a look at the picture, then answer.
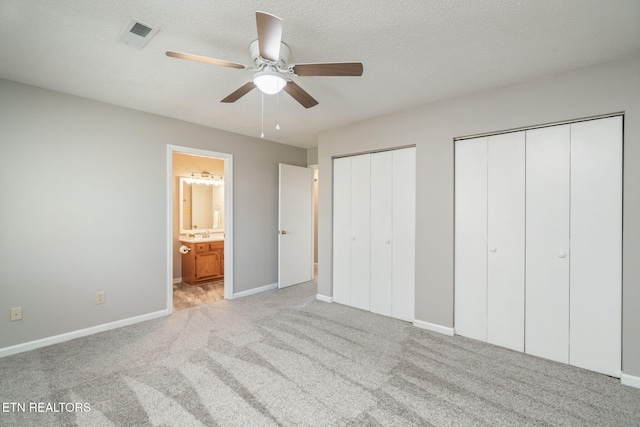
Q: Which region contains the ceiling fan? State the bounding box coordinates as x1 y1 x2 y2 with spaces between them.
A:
166 11 363 108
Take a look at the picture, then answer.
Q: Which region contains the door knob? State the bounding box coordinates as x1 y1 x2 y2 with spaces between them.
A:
279 230 287 235
558 251 566 258
489 247 497 253
386 240 391 244
352 237 356 241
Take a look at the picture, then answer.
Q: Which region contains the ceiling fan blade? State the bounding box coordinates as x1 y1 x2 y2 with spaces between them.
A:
256 11 283 62
283 81 318 108
291 62 363 76
166 51 247 69
221 82 257 103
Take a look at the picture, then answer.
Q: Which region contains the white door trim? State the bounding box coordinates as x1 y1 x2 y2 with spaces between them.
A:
309 164 319 281
166 145 234 313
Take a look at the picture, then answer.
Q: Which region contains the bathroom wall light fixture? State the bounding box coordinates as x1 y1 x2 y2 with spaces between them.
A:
184 172 224 186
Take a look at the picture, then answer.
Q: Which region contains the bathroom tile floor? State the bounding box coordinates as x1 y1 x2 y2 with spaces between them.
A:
173 266 317 312
172 279 224 312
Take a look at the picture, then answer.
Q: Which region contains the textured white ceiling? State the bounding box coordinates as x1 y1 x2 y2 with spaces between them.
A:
1 0 639 148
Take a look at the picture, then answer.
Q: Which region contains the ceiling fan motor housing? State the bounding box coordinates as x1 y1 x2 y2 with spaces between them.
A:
249 40 290 69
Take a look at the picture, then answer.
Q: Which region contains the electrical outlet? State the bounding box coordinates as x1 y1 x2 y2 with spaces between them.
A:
95 291 106 305
10 307 22 321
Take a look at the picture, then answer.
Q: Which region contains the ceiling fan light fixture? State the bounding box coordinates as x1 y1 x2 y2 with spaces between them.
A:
253 70 286 94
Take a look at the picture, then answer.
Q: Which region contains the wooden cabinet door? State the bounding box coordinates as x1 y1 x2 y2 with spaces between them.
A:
195 252 220 279
220 248 224 276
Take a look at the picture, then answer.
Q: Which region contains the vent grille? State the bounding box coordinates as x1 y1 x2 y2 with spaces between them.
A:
118 19 159 49
130 22 152 38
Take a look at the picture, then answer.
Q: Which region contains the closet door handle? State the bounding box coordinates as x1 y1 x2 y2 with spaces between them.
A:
489 247 497 253
558 251 566 258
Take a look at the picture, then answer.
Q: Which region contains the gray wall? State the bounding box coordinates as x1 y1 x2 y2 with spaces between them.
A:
0 79 306 349
317 55 640 377
307 147 318 166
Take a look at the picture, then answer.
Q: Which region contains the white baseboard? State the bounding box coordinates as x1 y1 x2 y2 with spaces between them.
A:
172 277 182 285
413 319 455 336
316 294 334 303
231 283 277 299
621 373 640 389
0 309 170 358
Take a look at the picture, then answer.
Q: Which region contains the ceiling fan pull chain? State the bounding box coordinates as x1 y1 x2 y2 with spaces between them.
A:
260 91 265 138
276 90 281 130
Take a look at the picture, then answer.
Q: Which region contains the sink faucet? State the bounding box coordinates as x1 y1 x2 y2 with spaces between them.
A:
203 230 210 238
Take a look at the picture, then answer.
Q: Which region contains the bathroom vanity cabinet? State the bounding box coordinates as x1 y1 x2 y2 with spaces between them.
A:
181 240 224 285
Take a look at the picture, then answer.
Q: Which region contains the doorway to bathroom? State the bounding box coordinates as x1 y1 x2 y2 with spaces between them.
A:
167 145 233 313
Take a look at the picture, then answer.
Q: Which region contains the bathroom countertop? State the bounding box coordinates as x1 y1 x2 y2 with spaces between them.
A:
179 235 224 243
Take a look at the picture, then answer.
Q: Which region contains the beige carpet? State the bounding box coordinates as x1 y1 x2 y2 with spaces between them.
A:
1 280 639 426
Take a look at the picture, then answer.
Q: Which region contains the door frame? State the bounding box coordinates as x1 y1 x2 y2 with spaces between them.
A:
309 164 319 275
166 144 234 312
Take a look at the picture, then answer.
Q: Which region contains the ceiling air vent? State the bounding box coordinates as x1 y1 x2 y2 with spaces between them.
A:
118 19 159 49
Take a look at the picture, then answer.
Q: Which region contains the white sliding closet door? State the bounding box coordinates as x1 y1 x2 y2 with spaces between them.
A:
370 148 416 321
333 148 415 321
370 151 393 317
333 157 352 306
350 154 371 311
455 137 488 342
391 147 416 321
525 125 571 364
455 116 622 377
487 132 525 352
455 134 525 349
569 116 622 377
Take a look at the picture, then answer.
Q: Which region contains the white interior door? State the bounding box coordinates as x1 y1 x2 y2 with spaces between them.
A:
349 154 371 310
391 147 416 321
569 117 622 377
454 137 488 341
278 164 313 288
370 151 393 316
525 125 571 364
333 157 352 304
487 132 525 352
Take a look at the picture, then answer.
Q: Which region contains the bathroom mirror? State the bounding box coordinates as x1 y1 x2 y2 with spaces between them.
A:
179 177 224 234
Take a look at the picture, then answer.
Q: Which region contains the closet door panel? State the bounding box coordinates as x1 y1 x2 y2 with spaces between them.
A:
392 147 416 321
350 154 371 311
525 125 570 364
370 151 393 317
486 132 525 352
569 117 622 376
332 157 352 305
454 137 488 341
